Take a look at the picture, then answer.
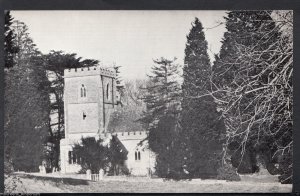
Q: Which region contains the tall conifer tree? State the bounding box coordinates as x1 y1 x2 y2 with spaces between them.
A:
4 11 18 68
141 57 182 178
181 18 225 178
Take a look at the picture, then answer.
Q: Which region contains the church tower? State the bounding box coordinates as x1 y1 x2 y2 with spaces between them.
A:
60 66 117 173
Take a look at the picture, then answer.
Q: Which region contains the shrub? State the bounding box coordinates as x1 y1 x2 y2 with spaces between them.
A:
120 165 131 176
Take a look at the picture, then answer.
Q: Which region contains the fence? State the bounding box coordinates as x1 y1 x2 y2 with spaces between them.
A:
86 169 104 181
91 174 101 181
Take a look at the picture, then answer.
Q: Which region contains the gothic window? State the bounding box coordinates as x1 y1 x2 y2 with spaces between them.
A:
68 151 72 164
135 151 141 161
72 153 77 164
106 83 109 100
68 151 79 164
80 84 86 98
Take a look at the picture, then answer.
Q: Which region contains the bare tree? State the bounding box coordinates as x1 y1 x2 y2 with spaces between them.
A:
186 11 293 181
208 11 292 181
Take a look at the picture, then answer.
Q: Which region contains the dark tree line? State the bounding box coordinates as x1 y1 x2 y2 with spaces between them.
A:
141 11 292 183
4 12 100 173
5 11 50 172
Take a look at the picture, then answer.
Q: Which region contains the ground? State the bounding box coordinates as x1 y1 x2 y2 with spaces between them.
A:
5 172 292 193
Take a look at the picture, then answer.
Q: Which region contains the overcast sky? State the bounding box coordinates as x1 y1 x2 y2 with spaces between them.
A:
11 11 227 80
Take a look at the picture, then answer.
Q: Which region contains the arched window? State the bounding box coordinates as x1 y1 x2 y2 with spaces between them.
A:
68 151 72 164
72 153 77 164
81 84 86 97
135 151 141 161
106 83 109 100
83 111 86 120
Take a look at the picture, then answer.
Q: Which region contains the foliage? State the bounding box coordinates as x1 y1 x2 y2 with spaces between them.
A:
140 57 182 178
211 11 293 183
108 135 128 175
113 64 125 94
4 17 51 172
141 57 181 129
73 136 128 175
4 11 19 68
151 116 185 179
180 18 225 179
4 55 51 172
73 137 110 174
11 20 41 64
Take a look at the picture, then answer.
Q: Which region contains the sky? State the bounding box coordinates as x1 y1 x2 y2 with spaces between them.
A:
11 11 227 80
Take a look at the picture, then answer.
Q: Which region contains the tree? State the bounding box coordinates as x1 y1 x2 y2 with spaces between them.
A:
4 11 19 68
141 57 181 128
113 64 125 94
149 115 184 179
108 135 128 175
73 136 128 175
140 57 182 178
4 55 51 172
5 17 51 172
211 11 292 183
4 10 19 181
73 137 110 174
43 50 99 169
212 11 281 173
11 20 40 65
181 18 225 178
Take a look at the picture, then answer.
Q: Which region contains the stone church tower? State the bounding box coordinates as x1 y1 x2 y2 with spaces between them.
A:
60 66 156 175
60 66 118 173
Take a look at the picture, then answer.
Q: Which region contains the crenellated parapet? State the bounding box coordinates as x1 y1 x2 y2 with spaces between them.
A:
100 131 149 141
64 66 116 78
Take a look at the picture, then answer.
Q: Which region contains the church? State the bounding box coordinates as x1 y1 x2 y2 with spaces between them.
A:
60 66 156 176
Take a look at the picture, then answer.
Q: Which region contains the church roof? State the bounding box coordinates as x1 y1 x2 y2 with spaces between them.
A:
107 104 145 133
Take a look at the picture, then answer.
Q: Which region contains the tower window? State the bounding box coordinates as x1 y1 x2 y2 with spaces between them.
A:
106 83 109 100
83 111 87 120
68 151 72 164
72 153 77 164
135 151 141 161
81 84 86 97
68 151 78 164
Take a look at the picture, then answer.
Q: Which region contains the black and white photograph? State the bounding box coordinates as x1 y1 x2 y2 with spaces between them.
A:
4 9 293 193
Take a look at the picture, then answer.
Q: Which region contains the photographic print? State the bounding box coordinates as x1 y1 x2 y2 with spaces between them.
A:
4 10 293 193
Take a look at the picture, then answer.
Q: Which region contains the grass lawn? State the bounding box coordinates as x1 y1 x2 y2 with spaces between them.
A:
6 173 292 193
